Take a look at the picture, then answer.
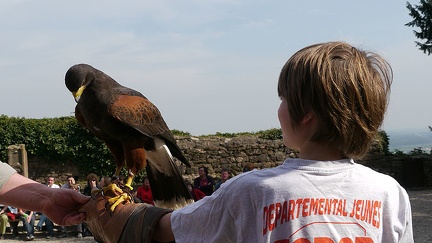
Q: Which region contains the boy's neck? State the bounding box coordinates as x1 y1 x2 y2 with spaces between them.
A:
298 141 346 161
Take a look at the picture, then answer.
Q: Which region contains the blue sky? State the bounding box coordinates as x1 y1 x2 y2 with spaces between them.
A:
0 0 431 136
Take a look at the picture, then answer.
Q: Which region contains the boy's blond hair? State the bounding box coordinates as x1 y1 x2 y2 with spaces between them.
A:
278 41 392 158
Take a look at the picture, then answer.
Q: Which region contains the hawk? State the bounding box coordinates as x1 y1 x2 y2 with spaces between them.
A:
65 63 193 210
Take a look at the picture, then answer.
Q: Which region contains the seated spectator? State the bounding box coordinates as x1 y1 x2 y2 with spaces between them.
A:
46 176 60 188
20 208 35 241
8 206 35 241
187 182 205 202
136 176 154 205
193 166 215 196
35 213 55 238
214 168 231 191
0 205 7 239
242 163 255 172
2 206 19 237
99 175 112 188
62 175 81 192
83 173 99 196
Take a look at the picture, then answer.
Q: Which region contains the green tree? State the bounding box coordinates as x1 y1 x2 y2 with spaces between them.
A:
406 0 432 55
0 115 113 177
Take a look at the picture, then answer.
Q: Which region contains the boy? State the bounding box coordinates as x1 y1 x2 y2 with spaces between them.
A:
83 41 413 242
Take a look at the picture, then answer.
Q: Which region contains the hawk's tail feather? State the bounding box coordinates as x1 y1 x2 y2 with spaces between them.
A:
145 140 193 210
146 162 194 210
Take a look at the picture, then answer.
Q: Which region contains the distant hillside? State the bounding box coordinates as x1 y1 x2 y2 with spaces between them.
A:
387 129 432 153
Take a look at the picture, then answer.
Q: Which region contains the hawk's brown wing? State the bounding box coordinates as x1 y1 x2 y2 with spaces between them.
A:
109 94 193 208
109 94 190 167
109 94 169 138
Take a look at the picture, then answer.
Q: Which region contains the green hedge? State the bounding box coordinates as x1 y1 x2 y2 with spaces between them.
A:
0 115 113 176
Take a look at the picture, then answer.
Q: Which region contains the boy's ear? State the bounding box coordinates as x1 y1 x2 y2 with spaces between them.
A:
301 112 315 124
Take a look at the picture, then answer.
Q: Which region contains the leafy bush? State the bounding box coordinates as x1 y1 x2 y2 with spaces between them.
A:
376 130 390 154
205 129 282 140
255 128 283 140
392 149 406 156
0 115 113 176
171 129 191 137
214 132 241 138
409 147 428 156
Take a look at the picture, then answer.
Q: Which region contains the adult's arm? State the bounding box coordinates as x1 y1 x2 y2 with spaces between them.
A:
0 163 90 225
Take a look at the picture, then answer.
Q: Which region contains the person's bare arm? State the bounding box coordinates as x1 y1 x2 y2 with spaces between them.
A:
0 172 90 225
154 213 175 242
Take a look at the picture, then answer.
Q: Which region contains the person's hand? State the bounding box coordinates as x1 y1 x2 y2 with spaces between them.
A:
25 214 32 223
0 172 90 225
41 188 90 226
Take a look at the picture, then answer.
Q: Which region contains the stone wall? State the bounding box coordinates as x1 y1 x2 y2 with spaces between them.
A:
176 136 298 180
24 136 432 188
359 153 432 189
28 157 81 184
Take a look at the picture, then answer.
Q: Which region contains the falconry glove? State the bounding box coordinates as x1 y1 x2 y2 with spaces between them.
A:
81 190 172 243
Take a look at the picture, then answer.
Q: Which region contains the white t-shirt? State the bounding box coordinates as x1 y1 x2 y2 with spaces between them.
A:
171 158 413 243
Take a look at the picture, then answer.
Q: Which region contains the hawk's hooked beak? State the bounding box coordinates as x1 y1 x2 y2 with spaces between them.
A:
72 85 86 103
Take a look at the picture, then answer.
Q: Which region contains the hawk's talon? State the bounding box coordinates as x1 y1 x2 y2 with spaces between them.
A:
124 184 133 191
108 193 131 212
103 183 122 194
97 183 133 212
126 191 135 203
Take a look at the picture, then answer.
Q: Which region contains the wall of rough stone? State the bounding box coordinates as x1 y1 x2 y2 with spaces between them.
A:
24 135 432 188
358 153 431 189
176 136 298 180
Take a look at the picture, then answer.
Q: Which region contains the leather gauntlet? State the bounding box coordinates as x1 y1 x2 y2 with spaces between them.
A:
80 191 172 243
